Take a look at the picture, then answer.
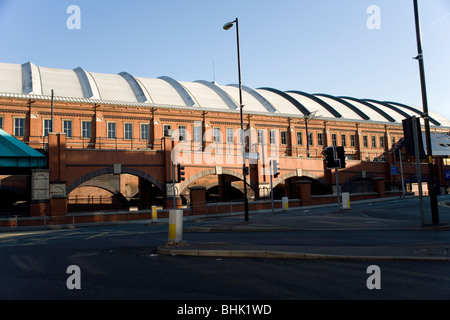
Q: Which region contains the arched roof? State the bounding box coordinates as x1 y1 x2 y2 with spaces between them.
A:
0 61 448 127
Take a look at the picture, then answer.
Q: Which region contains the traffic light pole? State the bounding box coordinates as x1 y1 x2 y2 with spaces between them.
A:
270 160 274 214
172 163 176 209
412 116 425 225
413 0 439 225
335 168 340 210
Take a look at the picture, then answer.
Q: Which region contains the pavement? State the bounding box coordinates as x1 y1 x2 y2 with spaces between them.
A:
157 197 450 261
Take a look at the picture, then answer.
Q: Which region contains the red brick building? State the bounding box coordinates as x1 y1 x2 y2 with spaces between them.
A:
0 61 449 220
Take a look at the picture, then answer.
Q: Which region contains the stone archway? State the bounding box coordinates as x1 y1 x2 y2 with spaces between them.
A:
67 166 164 194
179 167 256 195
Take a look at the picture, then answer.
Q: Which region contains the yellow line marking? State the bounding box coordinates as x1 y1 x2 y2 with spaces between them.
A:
85 232 109 240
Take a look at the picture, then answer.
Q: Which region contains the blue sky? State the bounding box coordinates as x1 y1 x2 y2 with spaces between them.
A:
0 0 449 118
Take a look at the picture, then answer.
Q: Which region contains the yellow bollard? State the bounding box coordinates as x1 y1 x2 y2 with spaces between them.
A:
282 197 289 211
151 205 158 222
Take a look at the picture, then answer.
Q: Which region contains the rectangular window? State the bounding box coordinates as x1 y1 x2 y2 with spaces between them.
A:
363 136 368 148
124 123 133 140
0 117 3 130
193 126 201 142
350 135 356 147
296 132 302 145
226 128 234 144
82 121 91 138
269 129 277 145
341 134 346 147
371 136 376 148
258 129 264 144
307 132 313 146
63 120 73 138
163 124 171 137
317 132 323 146
140 123 149 140
280 131 287 145
391 136 396 146
43 119 52 137
178 125 186 141
331 134 337 147
379 136 384 148
213 127 221 143
14 118 25 136
108 122 116 139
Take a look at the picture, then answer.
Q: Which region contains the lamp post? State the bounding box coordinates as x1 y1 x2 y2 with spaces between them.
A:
412 0 439 225
223 17 249 221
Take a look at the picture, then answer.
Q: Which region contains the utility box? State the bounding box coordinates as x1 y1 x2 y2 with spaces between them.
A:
341 192 350 209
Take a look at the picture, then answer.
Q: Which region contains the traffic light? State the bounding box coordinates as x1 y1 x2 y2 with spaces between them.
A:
324 146 338 169
273 160 280 178
176 163 185 182
336 146 346 169
402 116 425 157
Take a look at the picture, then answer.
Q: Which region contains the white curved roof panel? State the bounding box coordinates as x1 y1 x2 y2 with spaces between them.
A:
362 100 405 123
286 91 336 119
88 72 138 102
179 81 232 110
0 61 448 128
339 97 387 122
313 95 364 121
136 77 187 106
38 66 85 98
429 111 450 127
255 88 302 115
0 62 22 94
219 85 268 113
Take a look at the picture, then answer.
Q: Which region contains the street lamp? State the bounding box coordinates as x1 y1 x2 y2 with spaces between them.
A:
412 0 439 225
223 17 249 221
304 110 318 158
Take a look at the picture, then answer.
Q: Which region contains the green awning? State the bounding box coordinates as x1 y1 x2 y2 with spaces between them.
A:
0 129 47 167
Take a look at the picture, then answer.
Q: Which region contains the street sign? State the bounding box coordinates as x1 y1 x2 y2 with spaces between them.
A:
245 152 259 160
391 165 399 175
445 170 450 180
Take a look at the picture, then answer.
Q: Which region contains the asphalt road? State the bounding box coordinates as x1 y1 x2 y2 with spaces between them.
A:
0 196 449 303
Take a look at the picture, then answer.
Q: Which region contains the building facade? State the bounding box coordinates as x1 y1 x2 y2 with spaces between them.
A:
0 61 449 219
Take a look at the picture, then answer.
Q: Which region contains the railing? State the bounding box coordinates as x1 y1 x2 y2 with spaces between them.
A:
23 136 165 151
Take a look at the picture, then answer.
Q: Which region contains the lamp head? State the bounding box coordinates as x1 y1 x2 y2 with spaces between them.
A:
223 21 235 30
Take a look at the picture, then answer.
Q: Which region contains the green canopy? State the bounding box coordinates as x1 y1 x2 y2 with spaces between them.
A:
0 129 47 167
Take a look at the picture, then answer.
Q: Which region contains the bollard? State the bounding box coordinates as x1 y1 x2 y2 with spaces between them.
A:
282 197 289 211
168 209 183 244
341 192 350 209
151 205 158 222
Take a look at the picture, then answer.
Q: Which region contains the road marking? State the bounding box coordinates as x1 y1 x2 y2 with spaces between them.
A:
351 209 371 218
85 232 109 240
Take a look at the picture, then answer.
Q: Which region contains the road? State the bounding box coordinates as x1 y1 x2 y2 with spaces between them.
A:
0 196 449 303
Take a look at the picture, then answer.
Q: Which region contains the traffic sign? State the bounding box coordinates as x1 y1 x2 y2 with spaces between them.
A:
391 165 399 175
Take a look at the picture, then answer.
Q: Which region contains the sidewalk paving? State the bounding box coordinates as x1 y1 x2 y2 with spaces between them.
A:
157 200 450 261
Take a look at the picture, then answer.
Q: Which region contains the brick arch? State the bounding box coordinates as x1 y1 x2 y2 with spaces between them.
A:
67 166 164 194
179 168 256 194
273 170 323 187
341 173 378 193
342 173 377 186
